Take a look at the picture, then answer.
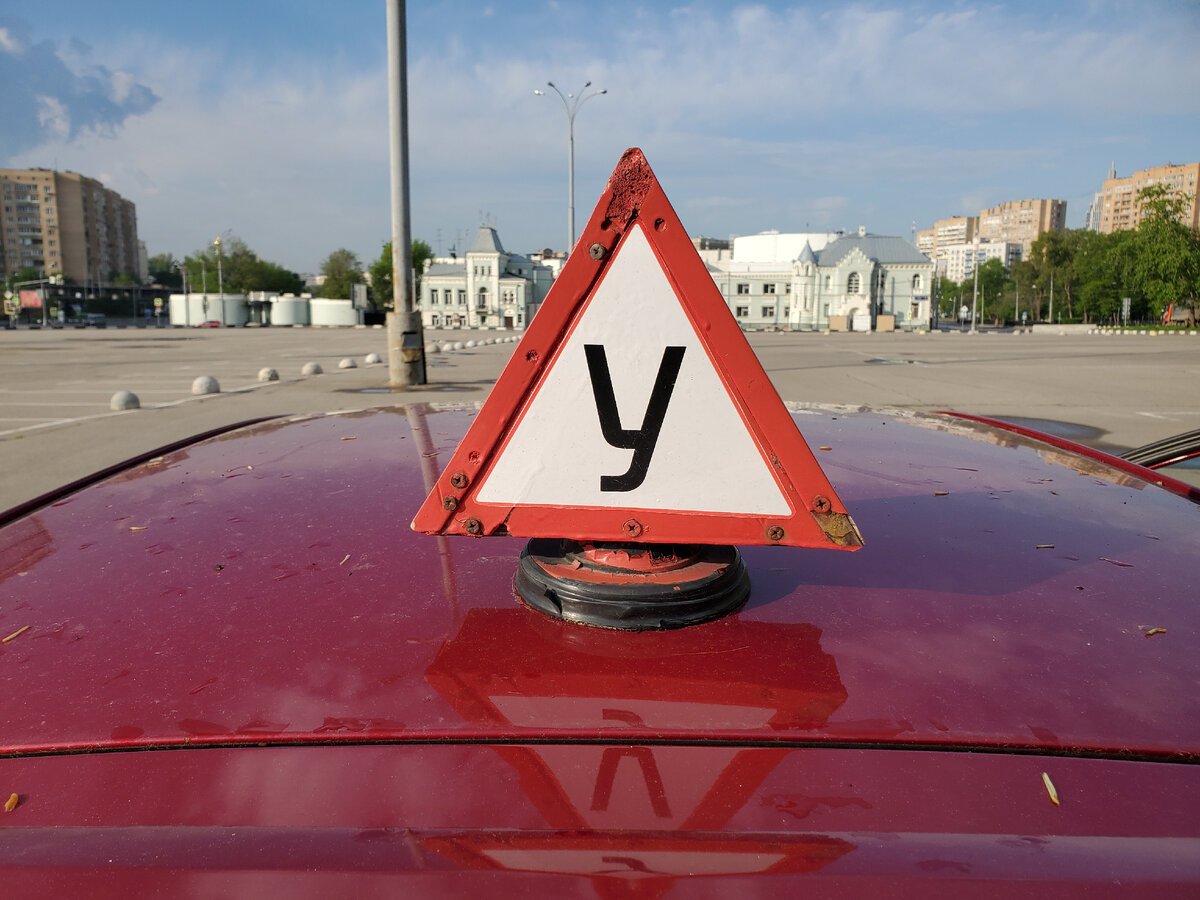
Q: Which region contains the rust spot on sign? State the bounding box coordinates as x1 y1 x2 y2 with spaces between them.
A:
604 149 654 225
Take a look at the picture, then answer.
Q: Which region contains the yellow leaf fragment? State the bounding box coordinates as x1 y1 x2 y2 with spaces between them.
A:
1145 628 1166 637
4 793 17 813
129 525 148 532
145 457 165 468
339 555 351 566
340 436 357 441
1041 772 1060 806
1036 544 1055 550
2 625 30 644
934 490 949 497
818 446 832 452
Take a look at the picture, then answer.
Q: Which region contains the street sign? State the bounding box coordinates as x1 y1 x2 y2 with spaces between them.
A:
411 148 860 548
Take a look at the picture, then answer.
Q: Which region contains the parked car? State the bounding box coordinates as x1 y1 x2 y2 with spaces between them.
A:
0 402 1196 895
192 319 222 328
83 313 106 327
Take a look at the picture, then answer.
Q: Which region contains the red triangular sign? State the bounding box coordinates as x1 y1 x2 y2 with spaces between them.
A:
412 148 861 548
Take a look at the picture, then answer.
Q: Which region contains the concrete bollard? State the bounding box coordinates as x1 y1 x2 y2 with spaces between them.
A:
465 340 477 348
110 390 140 411
453 341 465 350
338 358 357 369
424 344 440 355
440 343 454 352
365 352 383 363
302 362 324 375
192 376 220 395
258 367 279 382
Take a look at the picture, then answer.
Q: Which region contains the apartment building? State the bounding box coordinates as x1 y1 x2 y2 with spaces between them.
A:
0 168 139 283
916 216 979 272
976 198 1066 258
940 240 1022 283
1093 162 1200 233
918 199 1064 267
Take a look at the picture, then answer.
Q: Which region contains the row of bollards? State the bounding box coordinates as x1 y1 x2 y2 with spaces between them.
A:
109 351 389 411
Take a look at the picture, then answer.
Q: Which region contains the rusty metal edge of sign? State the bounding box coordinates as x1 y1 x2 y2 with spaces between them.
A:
410 148 861 549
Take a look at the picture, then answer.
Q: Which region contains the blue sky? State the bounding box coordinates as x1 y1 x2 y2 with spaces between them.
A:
2 0 1198 274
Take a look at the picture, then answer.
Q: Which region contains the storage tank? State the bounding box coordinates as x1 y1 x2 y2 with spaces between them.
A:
309 299 361 327
270 295 309 326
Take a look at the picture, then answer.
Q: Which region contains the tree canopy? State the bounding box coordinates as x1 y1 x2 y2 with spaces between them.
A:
369 239 433 311
319 249 364 300
150 237 303 296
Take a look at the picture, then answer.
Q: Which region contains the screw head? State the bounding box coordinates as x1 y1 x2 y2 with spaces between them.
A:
588 243 607 260
813 495 832 513
622 518 643 538
449 471 468 489
464 517 483 536
766 525 785 542
442 496 458 511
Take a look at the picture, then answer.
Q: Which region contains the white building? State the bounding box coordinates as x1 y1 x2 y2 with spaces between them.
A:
418 226 555 330
940 240 1022 283
706 228 935 331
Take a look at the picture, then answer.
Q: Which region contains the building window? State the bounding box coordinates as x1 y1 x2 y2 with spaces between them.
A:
847 272 860 294
736 283 750 295
824 275 831 289
444 289 452 304
762 306 774 318
784 283 791 293
477 287 488 309
736 306 749 317
458 290 466 304
763 283 776 294
912 274 921 291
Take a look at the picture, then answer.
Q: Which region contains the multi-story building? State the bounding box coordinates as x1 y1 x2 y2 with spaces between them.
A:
976 199 1065 258
918 200 1063 267
916 216 979 275
1093 162 1200 233
940 240 1022 283
0 168 140 284
706 227 934 331
418 225 556 330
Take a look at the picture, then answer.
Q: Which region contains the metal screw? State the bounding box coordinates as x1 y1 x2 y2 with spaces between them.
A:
813 495 832 513
622 518 643 538
588 243 607 260
442 496 458 511
449 471 468 489
464 518 483 536
766 525 785 542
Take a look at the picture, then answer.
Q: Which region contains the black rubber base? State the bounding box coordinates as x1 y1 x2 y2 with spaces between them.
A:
514 539 751 631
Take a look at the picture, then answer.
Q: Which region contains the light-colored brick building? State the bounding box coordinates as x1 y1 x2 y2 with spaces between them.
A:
976 198 1066 258
1092 162 1200 233
0 168 140 284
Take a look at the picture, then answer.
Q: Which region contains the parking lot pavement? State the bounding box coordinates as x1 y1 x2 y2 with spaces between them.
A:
1 326 1199 513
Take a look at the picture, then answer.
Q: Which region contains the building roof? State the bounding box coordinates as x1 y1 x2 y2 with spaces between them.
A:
818 235 930 266
425 261 466 277
469 226 505 255
796 241 817 265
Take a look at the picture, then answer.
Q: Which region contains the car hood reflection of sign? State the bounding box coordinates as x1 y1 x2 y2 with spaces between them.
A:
424 609 850 886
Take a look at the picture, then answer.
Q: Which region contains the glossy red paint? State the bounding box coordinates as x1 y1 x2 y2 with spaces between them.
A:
412 149 857 549
0 404 1198 893
0 405 1197 759
0 747 1197 894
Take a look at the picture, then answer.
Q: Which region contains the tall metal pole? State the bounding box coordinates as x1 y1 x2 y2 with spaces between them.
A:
386 0 425 386
535 81 606 251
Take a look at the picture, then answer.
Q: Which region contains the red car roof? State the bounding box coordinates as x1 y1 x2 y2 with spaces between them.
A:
0 405 1196 762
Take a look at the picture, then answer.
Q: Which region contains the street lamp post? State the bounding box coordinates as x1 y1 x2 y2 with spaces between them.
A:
534 80 607 251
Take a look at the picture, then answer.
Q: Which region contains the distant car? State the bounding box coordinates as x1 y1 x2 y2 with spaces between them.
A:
193 319 222 327
0 403 1197 894
83 313 106 327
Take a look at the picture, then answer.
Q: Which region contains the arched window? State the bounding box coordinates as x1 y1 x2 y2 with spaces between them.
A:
912 274 922 291
477 287 488 309
847 272 860 294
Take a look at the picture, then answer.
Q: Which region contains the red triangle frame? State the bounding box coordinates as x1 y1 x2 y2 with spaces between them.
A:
411 148 861 549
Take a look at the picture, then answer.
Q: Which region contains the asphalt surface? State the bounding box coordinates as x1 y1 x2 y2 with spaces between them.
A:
2 324 1199 513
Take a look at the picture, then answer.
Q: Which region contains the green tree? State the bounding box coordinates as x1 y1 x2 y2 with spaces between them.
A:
148 253 182 289
369 239 433 311
319 248 364 300
1131 184 1200 321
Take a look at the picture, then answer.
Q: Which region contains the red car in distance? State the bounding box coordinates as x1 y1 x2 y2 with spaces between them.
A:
0 402 1197 896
